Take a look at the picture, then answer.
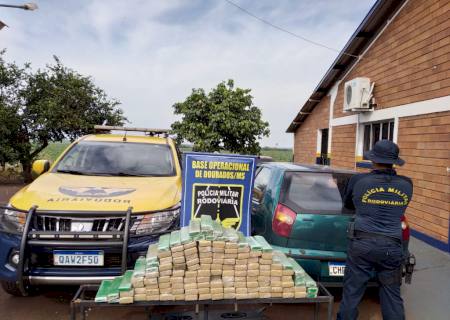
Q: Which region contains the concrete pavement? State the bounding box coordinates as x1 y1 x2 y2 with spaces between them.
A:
403 237 450 320
0 237 448 319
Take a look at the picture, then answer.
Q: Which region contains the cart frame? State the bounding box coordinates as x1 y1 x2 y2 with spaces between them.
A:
70 282 334 320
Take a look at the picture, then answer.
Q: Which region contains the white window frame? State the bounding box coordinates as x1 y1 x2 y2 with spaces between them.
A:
356 117 398 161
363 120 395 151
316 129 322 157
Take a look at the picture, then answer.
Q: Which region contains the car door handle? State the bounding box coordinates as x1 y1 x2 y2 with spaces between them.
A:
301 218 314 222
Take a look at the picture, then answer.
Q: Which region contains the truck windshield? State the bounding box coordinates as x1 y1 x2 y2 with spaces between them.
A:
55 141 175 177
282 171 354 214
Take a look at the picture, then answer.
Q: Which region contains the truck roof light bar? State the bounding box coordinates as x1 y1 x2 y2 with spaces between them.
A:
94 125 170 137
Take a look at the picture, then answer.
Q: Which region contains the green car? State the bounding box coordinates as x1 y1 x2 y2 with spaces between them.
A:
251 162 411 285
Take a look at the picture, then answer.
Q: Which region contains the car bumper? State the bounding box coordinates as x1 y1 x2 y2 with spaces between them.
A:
271 244 347 282
271 244 407 286
0 231 158 285
28 276 115 285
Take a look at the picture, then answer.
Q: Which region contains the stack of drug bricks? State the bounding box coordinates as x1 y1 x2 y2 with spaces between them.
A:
95 215 318 304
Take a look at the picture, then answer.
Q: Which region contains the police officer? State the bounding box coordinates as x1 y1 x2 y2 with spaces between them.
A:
337 140 413 320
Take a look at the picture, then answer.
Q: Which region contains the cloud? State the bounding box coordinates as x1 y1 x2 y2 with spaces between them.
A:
0 0 376 148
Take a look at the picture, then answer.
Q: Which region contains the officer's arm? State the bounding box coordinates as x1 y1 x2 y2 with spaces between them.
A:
343 176 356 210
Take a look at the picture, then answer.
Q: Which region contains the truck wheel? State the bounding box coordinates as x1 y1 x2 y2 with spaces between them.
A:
0 280 30 297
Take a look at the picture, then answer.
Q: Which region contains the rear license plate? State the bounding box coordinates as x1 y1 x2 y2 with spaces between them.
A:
53 250 104 266
328 262 345 276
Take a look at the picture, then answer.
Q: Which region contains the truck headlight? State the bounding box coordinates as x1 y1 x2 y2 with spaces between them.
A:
130 205 180 236
0 205 26 234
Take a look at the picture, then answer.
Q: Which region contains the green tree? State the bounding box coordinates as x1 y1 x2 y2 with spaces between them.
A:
171 80 270 154
0 52 125 181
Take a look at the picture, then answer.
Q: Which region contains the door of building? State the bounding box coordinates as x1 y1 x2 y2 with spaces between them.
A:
317 128 330 165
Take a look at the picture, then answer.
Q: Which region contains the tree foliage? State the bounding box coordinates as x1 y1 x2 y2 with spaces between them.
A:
171 80 269 154
0 51 125 181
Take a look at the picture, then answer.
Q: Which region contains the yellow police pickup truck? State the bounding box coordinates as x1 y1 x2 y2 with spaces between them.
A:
0 126 182 296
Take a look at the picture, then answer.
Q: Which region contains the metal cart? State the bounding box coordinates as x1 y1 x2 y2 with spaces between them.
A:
70 283 334 320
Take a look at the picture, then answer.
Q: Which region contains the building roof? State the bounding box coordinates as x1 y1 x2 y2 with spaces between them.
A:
286 0 407 133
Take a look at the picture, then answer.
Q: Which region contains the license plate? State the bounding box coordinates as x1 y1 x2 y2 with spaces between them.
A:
328 262 346 276
53 250 104 266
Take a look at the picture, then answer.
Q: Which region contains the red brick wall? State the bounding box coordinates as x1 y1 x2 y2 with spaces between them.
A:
330 124 356 170
293 96 330 163
292 0 450 246
397 111 450 244
333 0 450 118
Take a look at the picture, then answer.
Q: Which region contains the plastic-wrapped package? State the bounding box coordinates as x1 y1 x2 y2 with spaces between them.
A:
146 244 159 267
180 226 191 244
246 237 262 251
107 276 123 303
304 273 317 288
273 251 293 270
188 219 201 237
287 257 307 286
306 286 319 298
200 215 214 234
222 227 239 243
158 233 171 252
169 230 181 248
119 270 134 293
253 235 273 252
95 280 112 303
96 217 324 304
132 256 146 278
212 220 224 240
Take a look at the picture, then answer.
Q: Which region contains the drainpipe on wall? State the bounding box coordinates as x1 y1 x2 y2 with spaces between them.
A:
328 82 340 164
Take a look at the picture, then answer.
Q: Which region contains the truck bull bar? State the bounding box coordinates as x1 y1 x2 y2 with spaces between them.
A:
1 205 133 296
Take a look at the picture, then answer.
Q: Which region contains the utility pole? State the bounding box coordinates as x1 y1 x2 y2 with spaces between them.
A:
0 2 38 30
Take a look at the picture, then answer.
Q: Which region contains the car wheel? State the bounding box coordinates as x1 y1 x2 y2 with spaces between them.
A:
0 280 32 297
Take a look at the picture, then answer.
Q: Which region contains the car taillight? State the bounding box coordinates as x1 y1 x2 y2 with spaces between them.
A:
401 215 410 241
272 204 297 237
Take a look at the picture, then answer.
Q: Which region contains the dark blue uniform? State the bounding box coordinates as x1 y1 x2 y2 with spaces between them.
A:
337 168 413 320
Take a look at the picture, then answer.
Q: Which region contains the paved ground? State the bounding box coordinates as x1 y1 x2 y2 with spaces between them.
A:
402 237 450 319
0 184 449 319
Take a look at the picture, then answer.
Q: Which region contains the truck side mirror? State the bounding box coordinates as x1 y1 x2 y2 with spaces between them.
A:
31 160 51 180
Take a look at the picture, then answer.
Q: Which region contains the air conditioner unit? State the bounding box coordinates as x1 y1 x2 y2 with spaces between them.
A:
343 77 374 112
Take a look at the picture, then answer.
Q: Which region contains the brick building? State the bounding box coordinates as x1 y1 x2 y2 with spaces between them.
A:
287 0 449 252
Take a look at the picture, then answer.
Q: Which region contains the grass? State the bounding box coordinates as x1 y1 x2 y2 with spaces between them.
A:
180 145 292 162
1 143 70 183
39 142 70 162
260 147 293 162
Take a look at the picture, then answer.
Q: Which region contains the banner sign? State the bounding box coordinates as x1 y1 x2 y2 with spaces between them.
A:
181 152 257 236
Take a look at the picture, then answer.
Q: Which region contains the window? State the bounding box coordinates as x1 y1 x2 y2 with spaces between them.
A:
55 141 176 176
253 167 271 202
363 120 395 157
281 172 354 214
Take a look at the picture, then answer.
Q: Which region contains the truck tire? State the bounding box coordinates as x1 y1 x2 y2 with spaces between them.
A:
1 280 28 297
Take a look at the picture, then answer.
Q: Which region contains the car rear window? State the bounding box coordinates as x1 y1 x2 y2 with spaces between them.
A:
55 141 176 177
281 171 353 214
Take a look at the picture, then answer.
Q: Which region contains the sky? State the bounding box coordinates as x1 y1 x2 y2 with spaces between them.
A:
0 0 376 148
